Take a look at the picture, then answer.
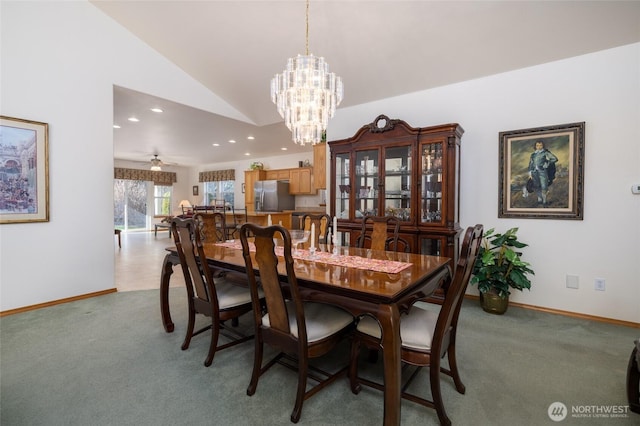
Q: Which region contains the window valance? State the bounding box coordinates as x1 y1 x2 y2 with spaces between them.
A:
199 169 235 182
114 168 177 185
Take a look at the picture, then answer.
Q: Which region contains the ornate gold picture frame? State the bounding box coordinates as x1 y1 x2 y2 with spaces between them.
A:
0 116 50 224
499 122 585 220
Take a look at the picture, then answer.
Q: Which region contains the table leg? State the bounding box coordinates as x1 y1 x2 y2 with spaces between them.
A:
378 303 402 426
160 253 177 332
154 224 158 237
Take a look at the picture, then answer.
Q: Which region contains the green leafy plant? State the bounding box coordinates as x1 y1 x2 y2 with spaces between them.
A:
249 161 264 170
470 227 534 299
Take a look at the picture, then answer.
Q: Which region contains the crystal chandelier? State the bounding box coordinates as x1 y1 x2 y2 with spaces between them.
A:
270 0 343 146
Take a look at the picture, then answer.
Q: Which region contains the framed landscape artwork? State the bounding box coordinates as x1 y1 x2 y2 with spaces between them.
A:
498 122 585 220
0 116 50 224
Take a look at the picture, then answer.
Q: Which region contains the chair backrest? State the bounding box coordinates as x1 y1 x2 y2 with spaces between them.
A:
171 217 220 311
433 224 483 358
194 212 226 243
356 215 400 251
239 223 308 345
301 213 331 246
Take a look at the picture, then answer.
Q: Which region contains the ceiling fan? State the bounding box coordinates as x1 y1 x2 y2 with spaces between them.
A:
150 154 163 171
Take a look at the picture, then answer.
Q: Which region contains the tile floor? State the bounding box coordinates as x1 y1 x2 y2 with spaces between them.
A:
114 230 186 292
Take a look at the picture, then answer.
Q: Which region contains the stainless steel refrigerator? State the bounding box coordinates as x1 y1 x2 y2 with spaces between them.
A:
254 180 295 212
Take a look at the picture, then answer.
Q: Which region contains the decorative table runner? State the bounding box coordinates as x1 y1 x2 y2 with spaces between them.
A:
215 241 412 274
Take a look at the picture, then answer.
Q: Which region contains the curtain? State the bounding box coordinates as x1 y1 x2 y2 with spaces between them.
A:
199 169 235 182
114 168 177 185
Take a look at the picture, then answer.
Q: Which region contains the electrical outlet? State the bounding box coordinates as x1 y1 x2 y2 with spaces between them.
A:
566 274 579 289
594 278 606 291
632 184 640 194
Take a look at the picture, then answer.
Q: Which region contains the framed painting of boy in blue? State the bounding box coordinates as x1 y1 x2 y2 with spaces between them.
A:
499 122 585 220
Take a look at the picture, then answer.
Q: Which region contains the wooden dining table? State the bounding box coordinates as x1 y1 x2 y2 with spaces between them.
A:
159 242 452 426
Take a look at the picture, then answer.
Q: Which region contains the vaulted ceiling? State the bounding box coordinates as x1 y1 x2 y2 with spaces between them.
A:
92 1 640 167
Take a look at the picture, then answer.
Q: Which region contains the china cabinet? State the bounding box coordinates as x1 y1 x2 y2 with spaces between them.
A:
329 115 464 260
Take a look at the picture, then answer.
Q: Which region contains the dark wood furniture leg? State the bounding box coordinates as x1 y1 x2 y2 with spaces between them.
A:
378 304 402 426
160 253 178 333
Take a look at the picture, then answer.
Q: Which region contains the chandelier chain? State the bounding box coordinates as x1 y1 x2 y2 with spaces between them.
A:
305 0 309 55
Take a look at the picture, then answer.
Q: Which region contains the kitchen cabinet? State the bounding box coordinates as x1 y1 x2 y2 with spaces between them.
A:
329 115 463 261
265 169 291 180
313 143 327 189
289 167 314 194
244 169 265 211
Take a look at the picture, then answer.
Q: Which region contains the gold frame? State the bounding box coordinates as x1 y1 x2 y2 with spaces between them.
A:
498 122 585 220
0 116 50 224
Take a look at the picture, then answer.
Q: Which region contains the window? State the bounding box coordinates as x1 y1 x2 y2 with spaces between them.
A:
154 185 172 216
204 180 235 206
114 179 147 231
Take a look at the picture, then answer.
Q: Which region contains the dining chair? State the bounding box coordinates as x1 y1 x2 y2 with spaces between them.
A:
355 215 410 252
171 217 256 367
348 224 483 425
239 223 355 423
212 203 237 240
193 212 226 243
300 213 331 246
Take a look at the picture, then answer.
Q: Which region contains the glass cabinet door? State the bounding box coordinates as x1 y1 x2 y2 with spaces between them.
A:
420 142 444 225
335 152 350 219
354 149 379 218
383 145 412 222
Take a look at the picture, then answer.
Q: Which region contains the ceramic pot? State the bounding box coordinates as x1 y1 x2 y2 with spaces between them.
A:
480 290 509 315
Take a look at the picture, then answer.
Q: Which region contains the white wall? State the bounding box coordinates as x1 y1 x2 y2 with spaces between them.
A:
0 1 249 311
1 2 638 323
328 44 640 323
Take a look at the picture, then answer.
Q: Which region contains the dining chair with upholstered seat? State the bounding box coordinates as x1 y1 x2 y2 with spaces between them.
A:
239 223 355 423
300 213 331 246
348 224 483 425
355 214 410 252
171 217 257 367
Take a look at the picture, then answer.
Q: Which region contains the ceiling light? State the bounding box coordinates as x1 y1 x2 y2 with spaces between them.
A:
128 117 139 122
281 147 288 151
150 155 162 171
229 140 236 144
212 143 220 147
113 124 121 129
270 0 343 146
247 136 255 140
150 108 163 113
244 153 250 156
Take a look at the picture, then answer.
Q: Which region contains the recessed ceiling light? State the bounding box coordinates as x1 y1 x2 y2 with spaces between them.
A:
150 108 163 113
113 124 121 129
212 143 220 147
281 147 288 151
244 153 250 156
128 117 139 122
229 140 236 144
247 136 255 140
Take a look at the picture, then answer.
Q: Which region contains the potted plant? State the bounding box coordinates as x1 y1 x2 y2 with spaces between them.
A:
470 227 534 314
249 161 264 171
